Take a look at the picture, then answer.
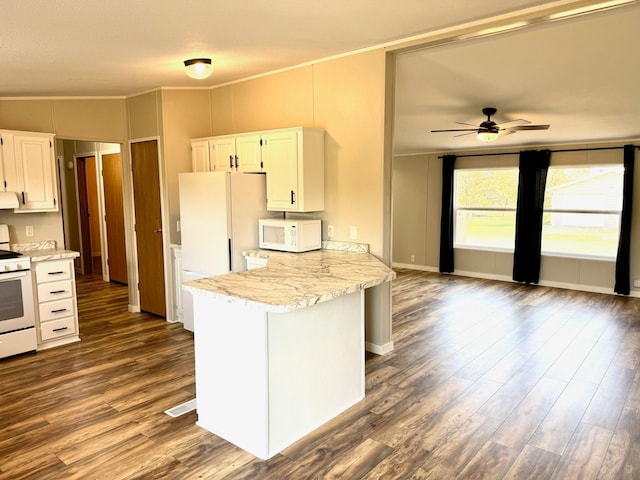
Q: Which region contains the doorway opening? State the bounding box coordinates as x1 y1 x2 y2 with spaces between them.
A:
58 140 127 286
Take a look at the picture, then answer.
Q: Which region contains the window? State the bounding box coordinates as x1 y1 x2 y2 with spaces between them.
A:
542 166 623 258
454 169 518 250
454 165 623 259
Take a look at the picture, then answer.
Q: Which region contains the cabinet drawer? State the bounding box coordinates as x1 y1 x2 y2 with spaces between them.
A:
40 316 76 341
38 297 76 322
37 279 74 302
35 260 73 283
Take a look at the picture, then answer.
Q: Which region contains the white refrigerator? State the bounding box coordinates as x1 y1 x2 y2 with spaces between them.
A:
179 172 271 332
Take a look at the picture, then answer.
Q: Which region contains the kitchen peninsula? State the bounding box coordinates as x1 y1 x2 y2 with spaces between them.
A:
183 245 395 459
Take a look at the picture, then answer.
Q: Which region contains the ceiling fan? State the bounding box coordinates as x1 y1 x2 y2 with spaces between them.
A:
430 107 550 142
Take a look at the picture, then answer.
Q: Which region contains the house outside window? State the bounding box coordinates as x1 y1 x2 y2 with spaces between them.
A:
454 165 623 259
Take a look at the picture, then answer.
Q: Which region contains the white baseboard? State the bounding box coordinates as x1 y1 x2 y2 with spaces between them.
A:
393 265 640 298
365 341 394 355
128 304 140 313
392 262 438 272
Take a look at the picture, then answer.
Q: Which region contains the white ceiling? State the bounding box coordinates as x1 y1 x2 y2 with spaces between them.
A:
1 1 639 154
394 2 640 154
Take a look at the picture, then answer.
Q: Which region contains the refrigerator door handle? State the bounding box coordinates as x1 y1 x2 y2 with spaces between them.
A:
228 238 232 272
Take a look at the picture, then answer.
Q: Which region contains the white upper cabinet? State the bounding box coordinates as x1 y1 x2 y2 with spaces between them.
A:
234 134 263 173
192 134 264 173
210 135 236 172
190 126 324 212
191 139 211 172
263 127 324 212
0 130 58 212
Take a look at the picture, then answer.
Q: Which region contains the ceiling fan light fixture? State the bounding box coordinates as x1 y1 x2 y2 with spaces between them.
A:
477 130 499 143
184 58 213 79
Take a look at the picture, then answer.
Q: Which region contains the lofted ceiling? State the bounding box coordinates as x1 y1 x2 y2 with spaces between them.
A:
1 1 638 154
393 2 640 155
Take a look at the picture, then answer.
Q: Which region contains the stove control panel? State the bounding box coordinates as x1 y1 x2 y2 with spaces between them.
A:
1 258 31 272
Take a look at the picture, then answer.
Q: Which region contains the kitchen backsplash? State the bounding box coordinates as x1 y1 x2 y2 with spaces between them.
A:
10 240 56 252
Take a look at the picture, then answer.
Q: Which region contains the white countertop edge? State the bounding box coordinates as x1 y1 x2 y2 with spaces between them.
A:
184 272 395 313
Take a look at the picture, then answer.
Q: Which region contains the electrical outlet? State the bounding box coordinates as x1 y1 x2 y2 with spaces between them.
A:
410 255 416 263
350 225 357 240
327 225 334 239
26 226 34 237
634 279 640 288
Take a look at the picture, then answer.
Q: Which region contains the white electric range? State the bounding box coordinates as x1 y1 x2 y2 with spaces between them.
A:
0 224 36 359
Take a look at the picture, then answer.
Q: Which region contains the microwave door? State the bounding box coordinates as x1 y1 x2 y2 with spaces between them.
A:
263 225 285 245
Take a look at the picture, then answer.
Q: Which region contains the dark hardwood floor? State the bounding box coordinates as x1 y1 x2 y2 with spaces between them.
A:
1 269 639 479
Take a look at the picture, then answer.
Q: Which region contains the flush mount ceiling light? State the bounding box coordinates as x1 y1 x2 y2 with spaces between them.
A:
184 58 213 80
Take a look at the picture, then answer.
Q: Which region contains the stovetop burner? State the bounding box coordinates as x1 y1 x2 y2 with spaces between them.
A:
0 249 23 260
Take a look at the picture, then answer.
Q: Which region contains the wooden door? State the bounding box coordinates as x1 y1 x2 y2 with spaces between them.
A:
131 140 166 317
102 153 128 285
76 157 93 275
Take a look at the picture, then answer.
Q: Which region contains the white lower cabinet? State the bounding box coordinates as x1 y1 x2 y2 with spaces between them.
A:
33 258 79 349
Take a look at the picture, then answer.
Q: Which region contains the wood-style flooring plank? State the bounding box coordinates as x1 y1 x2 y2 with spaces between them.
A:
528 379 599 455
550 422 612 480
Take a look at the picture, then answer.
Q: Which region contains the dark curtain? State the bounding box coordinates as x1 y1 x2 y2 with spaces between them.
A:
439 155 456 273
614 145 635 295
513 150 551 284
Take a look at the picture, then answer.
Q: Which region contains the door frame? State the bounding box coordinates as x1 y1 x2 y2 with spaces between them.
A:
74 154 95 276
127 136 174 320
73 146 121 282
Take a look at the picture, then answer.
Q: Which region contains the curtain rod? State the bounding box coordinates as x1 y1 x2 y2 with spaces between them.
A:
437 144 639 159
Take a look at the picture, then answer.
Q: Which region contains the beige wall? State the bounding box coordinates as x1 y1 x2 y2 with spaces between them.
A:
392 141 640 295
128 91 162 139
159 88 212 243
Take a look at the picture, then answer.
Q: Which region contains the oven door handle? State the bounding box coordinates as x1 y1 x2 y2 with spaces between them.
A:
0 270 29 281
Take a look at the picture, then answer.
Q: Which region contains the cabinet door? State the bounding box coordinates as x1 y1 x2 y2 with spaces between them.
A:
14 134 57 211
0 138 5 191
0 133 19 193
191 140 211 172
210 137 235 172
263 131 299 211
235 134 263 172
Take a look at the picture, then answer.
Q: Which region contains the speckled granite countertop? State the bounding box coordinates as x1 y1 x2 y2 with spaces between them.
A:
11 241 80 262
184 247 395 313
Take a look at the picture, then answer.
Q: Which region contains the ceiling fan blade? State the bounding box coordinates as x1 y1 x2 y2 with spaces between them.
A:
454 131 476 138
496 118 530 126
504 124 550 131
430 128 478 133
455 121 481 127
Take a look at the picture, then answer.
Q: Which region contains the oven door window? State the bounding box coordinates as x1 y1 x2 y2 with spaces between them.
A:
0 279 24 322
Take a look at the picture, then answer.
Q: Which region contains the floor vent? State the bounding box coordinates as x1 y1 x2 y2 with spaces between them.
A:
164 398 196 418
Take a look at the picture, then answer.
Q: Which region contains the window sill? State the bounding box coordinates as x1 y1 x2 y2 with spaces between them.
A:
454 246 616 262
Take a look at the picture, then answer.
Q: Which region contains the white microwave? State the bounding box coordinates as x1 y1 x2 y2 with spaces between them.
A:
258 219 322 253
